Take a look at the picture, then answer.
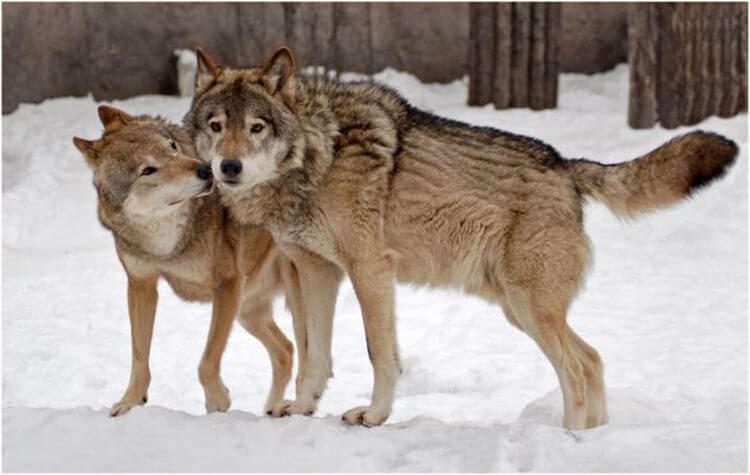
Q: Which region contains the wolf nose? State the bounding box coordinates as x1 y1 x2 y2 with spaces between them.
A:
221 159 242 178
197 163 213 180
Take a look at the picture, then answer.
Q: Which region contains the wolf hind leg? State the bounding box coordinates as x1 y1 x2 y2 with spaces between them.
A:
567 327 608 427
237 296 294 415
504 289 589 429
497 293 607 427
499 220 606 429
270 246 342 418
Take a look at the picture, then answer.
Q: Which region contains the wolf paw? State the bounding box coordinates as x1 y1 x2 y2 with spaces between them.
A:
268 399 316 417
205 384 231 413
109 395 147 417
341 405 389 427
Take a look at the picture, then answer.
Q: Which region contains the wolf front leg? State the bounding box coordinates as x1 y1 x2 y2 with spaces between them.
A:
341 249 401 427
270 245 342 417
198 277 240 413
110 275 158 416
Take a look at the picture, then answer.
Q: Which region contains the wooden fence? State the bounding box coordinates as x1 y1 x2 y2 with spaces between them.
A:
468 3 561 110
628 3 748 129
2 2 627 114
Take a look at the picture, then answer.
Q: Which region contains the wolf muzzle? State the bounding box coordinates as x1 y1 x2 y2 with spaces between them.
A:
197 163 213 180
220 159 242 178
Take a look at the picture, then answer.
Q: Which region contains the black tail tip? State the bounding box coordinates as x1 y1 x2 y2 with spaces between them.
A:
687 130 739 155
684 130 739 193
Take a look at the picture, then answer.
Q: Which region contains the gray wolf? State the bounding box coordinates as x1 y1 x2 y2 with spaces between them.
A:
73 106 298 416
185 47 738 428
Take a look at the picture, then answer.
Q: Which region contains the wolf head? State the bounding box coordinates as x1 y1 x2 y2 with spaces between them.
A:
73 106 213 226
184 47 306 192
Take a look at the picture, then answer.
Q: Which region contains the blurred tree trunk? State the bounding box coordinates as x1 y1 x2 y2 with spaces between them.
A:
468 2 561 109
628 2 747 129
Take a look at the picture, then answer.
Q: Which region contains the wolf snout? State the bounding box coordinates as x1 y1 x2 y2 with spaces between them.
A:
197 163 213 180
220 159 242 178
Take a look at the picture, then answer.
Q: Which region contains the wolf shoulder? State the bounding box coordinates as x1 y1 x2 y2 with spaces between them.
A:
303 74 566 172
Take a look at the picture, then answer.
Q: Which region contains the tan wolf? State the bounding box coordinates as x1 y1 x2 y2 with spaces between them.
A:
186 47 738 429
73 106 298 416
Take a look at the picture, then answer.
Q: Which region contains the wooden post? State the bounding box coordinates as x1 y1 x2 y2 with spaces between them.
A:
720 3 741 117
709 3 727 118
493 2 512 109
468 3 496 105
545 3 561 108
689 3 712 124
529 3 547 110
510 3 531 108
477 3 497 105
657 3 682 129
628 3 747 129
681 3 696 124
628 4 659 128
468 2 560 110
739 3 748 112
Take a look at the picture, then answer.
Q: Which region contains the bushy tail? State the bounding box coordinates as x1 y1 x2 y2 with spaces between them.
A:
566 131 738 217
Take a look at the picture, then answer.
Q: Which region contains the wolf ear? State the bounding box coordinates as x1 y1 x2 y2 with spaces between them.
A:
195 47 221 93
73 137 99 169
262 47 296 104
97 105 131 133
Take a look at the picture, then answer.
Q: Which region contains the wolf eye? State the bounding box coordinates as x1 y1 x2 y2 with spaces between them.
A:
169 140 178 151
250 123 265 134
210 122 222 133
141 167 157 176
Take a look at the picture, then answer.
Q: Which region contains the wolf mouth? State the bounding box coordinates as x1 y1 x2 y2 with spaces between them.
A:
195 180 215 197
168 181 214 206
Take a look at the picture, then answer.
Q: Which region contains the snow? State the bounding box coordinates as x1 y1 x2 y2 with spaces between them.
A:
2 65 747 472
174 49 197 98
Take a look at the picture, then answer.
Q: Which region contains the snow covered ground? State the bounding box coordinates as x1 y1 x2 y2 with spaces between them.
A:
2 65 747 472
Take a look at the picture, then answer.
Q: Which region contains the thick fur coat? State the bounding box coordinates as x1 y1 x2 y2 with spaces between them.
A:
74 107 297 416
185 47 737 428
